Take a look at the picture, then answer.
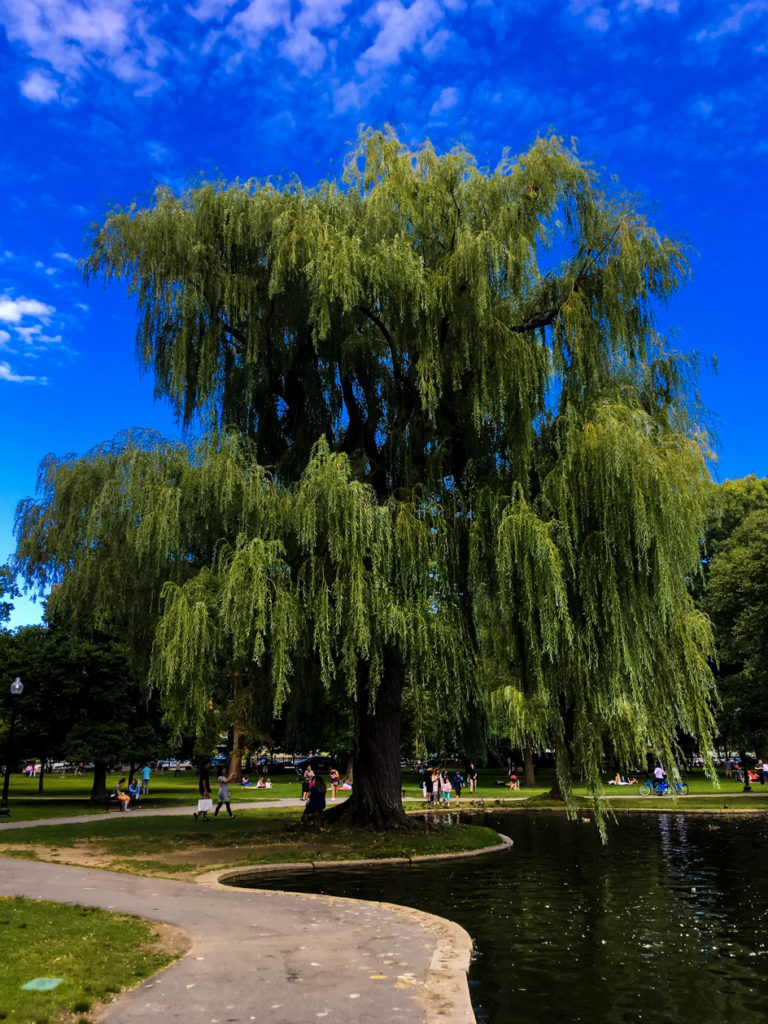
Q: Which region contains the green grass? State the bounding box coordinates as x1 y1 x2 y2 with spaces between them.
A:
0 768 308 820
0 808 502 875
1 765 762 825
0 896 175 1024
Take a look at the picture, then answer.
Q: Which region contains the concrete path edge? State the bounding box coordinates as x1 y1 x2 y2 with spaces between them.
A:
196 833 513 1024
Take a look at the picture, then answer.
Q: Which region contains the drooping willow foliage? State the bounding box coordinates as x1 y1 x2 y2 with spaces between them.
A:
15 433 472 753
16 128 717 827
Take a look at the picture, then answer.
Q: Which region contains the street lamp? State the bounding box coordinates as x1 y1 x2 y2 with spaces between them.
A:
0 677 24 818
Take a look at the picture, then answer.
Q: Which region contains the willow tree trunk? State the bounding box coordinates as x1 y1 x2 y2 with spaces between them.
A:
325 648 409 829
227 726 246 783
90 761 108 802
524 745 535 789
37 758 46 794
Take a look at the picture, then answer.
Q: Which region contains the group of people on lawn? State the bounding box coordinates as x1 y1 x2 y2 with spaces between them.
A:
422 766 477 804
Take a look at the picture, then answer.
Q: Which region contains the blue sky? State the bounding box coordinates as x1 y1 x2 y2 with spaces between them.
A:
1 0 767 627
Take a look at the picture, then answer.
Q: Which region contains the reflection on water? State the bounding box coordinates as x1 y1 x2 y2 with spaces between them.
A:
235 812 768 1023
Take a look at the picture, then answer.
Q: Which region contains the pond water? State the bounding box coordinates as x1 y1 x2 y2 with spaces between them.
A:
231 812 768 1023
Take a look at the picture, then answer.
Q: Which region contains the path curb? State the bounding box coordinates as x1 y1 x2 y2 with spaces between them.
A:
199 836 512 1024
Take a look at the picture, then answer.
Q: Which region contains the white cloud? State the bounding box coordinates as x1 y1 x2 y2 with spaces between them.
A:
422 27 451 58
696 1 768 42
0 329 11 347
185 0 239 22
357 0 444 73
586 5 610 30
429 85 459 115
0 0 167 98
19 69 60 102
0 360 39 383
54 251 77 263
621 0 679 11
230 0 290 43
15 325 43 343
570 0 680 31
146 140 173 164
279 25 326 72
333 80 363 113
0 296 55 323
279 0 352 72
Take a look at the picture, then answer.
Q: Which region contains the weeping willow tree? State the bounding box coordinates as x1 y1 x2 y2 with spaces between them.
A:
17 128 718 827
15 432 470 827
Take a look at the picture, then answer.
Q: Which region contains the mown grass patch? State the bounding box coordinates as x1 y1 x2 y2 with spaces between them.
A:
0 896 178 1024
0 810 502 877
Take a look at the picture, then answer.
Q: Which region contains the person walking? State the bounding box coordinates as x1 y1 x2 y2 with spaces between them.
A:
194 760 212 821
453 770 463 804
424 769 434 804
432 767 442 804
467 764 478 793
140 763 151 796
329 768 340 800
214 771 236 818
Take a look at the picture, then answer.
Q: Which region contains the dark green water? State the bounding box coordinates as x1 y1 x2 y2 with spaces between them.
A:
233 812 768 1023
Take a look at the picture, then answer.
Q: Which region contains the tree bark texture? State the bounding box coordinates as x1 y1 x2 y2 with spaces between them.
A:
524 745 535 789
325 648 410 829
90 761 108 802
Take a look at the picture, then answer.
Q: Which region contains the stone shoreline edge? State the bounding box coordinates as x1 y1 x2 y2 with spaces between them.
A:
196 833 514 1024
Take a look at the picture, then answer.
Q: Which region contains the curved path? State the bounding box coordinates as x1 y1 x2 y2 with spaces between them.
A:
0 804 482 1024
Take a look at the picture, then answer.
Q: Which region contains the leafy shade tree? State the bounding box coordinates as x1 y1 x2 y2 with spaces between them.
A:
19 130 718 826
5 621 167 801
705 501 768 764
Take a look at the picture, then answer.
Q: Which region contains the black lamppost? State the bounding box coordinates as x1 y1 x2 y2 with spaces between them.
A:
0 677 24 818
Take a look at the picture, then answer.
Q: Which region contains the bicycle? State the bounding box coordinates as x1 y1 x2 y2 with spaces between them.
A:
640 779 689 796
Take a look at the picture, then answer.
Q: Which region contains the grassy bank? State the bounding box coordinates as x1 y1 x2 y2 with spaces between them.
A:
0 896 180 1024
0 808 503 878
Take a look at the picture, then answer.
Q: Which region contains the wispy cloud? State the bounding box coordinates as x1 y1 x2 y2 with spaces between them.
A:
569 0 680 31
695 1 768 42
429 84 459 115
356 0 445 74
0 360 42 384
0 0 166 95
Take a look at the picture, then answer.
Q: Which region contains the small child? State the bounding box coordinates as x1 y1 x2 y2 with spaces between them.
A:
441 776 452 804
214 773 236 818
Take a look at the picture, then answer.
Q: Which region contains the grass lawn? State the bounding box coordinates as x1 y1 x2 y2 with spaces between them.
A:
1 765 762 822
0 896 180 1024
0 807 504 878
0 769 310 820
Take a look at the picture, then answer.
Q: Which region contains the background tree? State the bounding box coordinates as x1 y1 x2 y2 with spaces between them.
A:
705 499 768 764
17 129 718 826
0 564 18 625
4 620 168 801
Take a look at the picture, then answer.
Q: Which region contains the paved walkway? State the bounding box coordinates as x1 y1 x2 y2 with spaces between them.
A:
0 804 478 1024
